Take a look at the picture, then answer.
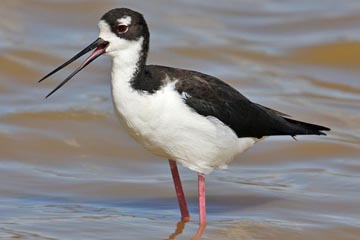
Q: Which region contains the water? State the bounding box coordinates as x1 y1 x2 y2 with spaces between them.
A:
0 0 359 239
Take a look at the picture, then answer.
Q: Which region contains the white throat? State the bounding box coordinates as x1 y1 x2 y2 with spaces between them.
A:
107 36 145 127
110 37 144 88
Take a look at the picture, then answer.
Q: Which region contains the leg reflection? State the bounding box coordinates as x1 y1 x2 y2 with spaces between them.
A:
167 220 207 240
168 219 189 240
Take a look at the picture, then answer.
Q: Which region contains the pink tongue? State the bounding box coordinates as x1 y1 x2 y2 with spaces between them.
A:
81 45 106 67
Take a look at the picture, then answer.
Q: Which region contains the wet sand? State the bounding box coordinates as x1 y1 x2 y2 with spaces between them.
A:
0 0 359 239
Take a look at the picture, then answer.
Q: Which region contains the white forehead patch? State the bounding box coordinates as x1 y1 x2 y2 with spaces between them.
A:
98 20 116 43
118 16 132 25
98 20 111 33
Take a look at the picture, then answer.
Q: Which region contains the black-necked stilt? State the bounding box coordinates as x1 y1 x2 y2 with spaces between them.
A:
39 8 330 224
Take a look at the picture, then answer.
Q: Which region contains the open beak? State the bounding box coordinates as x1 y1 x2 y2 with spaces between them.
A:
39 38 109 98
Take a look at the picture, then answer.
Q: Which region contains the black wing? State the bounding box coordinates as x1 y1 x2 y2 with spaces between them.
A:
146 65 330 138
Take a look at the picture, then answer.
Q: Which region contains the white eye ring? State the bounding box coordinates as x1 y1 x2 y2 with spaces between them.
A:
116 24 128 33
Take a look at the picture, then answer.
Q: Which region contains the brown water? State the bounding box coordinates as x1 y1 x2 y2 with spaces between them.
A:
1 0 359 239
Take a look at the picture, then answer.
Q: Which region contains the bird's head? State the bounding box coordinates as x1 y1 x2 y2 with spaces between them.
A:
39 8 149 98
98 8 149 57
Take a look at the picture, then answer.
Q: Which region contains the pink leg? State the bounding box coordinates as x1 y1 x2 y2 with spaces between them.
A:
169 159 190 221
198 173 206 224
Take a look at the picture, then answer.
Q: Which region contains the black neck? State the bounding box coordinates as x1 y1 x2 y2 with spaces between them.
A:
130 34 163 94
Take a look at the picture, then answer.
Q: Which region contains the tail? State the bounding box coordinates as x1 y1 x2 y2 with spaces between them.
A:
284 117 330 136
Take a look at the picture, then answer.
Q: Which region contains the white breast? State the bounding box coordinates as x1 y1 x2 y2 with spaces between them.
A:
111 76 256 174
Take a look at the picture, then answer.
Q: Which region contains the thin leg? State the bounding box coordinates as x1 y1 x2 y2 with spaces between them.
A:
191 223 206 240
198 173 206 224
169 159 190 221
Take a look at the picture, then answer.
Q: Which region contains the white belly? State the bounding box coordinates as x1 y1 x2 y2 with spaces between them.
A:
112 81 257 174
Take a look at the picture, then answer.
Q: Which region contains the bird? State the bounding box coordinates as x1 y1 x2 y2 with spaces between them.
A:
39 8 330 224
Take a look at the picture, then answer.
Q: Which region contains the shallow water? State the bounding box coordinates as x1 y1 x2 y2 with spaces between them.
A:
0 0 359 239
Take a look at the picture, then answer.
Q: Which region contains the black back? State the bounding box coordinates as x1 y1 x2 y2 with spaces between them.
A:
139 65 330 138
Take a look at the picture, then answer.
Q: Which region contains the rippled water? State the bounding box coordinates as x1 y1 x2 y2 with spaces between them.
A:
0 0 359 239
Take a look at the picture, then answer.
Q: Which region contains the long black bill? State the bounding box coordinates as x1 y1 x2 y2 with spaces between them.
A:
39 38 109 98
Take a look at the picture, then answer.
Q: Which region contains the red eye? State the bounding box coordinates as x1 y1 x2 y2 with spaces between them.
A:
117 24 128 33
